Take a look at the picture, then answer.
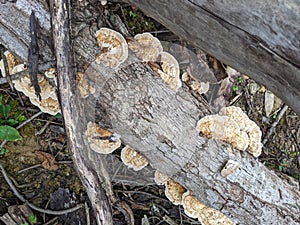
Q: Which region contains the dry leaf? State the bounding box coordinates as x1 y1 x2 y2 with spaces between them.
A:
35 151 59 171
264 90 274 117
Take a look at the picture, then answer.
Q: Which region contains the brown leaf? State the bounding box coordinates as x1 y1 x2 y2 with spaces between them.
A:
35 151 59 171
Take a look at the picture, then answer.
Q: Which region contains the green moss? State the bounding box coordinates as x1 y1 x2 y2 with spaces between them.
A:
120 7 157 35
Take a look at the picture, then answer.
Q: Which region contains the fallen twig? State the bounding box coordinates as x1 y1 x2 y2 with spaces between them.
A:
262 104 289 145
0 162 84 215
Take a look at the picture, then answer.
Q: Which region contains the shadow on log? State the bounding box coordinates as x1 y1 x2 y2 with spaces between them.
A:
1 1 300 224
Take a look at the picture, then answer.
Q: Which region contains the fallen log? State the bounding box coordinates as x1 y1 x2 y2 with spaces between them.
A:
1 1 300 224
123 0 300 116
84 61 300 225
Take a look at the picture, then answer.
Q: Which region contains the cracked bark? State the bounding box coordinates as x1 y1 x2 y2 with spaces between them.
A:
84 61 300 225
123 0 300 116
1 1 300 224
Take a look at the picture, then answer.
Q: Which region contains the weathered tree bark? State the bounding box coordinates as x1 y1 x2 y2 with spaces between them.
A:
83 61 300 225
1 1 300 225
49 0 113 224
123 0 300 116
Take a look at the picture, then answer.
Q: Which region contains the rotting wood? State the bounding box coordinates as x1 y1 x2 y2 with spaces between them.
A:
83 61 300 225
1 1 300 224
49 0 113 224
123 0 300 116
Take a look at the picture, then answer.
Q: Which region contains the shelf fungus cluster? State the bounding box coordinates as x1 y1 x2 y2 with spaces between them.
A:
1 52 60 115
95 28 182 91
128 32 163 62
128 33 181 91
95 27 128 68
0 51 21 75
85 122 121 154
197 106 262 157
154 171 235 224
120 145 149 171
11 66 60 115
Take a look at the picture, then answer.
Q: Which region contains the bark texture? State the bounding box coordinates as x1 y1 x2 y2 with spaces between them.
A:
84 61 300 225
124 0 300 116
1 1 300 225
49 0 113 224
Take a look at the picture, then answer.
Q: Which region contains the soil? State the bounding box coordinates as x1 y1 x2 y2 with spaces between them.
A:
0 2 299 225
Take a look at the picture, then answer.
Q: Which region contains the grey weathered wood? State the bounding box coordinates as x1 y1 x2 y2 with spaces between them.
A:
49 0 113 224
1 1 300 224
123 0 300 116
84 61 300 225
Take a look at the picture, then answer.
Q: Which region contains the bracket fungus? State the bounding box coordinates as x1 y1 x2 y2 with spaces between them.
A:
164 179 187 205
155 51 182 91
11 66 60 115
182 192 236 225
219 106 263 157
30 97 60 115
128 32 163 61
221 159 240 177
85 122 121 154
0 51 20 76
182 192 207 219
121 146 149 171
219 106 249 131
197 106 263 157
95 28 128 68
197 115 240 143
154 171 170 185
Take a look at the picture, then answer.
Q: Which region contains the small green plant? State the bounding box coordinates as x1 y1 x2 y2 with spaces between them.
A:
28 215 37 224
54 112 62 119
20 215 37 225
233 85 239 92
233 76 243 94
278 160 288 172
0 147 9 155
129 10 137 18
0 95 23 142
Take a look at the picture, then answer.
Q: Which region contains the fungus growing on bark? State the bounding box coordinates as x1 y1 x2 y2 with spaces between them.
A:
44 68 56 79
182 192 236 224
221 159 240 177
95 28 128 68
154 171 170 185
182 192 206 219
197 106 263 156
85 122 121 154
196 115 240 141
77 71 95 98
219 106 249 131
164 179 187 205
30 97 60 115
231 131 249 152
10 66 60 115
198 207 236 225
11 64 27 75
155 51 182 91
219 106 262 157
121 146 149 171
0 51 20 76
128 32 163 61
14 74 56 99
244 120 263 157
